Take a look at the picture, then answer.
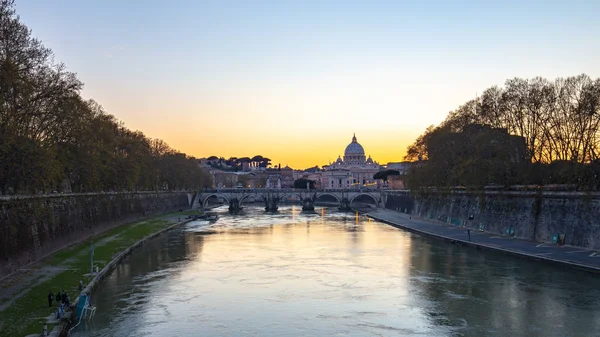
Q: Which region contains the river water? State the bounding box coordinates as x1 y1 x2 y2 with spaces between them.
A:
76 206 600 337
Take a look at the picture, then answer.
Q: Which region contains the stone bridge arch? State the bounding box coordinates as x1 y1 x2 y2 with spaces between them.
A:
314 193 342 204
350 193 379 206
238 194 256 207
202 194 230 208
193 189 385 210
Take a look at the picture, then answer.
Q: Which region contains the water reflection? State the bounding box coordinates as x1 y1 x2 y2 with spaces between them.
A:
77 206 600 337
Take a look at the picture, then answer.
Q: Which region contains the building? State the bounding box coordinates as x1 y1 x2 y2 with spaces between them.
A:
385 162 413 175
387 175 406 189
210 170 240 188
280 166 295 188
321 134 383 189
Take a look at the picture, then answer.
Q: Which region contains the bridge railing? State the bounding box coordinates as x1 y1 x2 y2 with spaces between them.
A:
0 190 193 201
200 188 388 193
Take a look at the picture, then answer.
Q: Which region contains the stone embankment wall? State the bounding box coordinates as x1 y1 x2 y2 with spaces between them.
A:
384 192 414 214
385 190 600 250
0 192 190 278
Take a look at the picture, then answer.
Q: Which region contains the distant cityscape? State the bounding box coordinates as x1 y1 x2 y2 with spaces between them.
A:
199 134 413 189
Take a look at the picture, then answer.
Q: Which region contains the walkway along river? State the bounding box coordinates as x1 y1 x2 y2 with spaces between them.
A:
74 206 600 337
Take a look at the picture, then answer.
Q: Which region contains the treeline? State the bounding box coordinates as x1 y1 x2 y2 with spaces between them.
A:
205 155 272 171
373 170 400 182
293 178 316 189
0 1 211 194
405 74 600 189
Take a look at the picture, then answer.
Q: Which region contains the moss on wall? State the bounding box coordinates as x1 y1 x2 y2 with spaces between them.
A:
0 192 189 277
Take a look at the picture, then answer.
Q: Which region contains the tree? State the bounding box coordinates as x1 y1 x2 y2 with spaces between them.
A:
405 73 600 189
259 157 271 168
405 125 435 162
406 124 528 188
294 178 316 189
373 170 400 182
0 1 212 194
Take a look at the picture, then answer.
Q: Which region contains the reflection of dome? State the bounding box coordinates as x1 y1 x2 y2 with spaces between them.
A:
344 133 365 157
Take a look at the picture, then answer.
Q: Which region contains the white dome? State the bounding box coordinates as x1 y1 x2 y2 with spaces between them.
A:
344 134 365 157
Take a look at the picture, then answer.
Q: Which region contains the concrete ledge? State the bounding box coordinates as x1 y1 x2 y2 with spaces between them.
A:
55 218 193 336
366 212 600 275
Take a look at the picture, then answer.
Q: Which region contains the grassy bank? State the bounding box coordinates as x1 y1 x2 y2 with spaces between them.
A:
0 213 193 336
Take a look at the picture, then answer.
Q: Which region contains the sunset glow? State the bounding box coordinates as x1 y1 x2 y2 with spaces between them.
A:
14 0 600 168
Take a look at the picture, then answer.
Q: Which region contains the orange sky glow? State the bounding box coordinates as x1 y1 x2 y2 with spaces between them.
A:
17 1 599 170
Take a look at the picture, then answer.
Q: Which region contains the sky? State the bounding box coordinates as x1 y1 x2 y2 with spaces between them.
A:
15 0 600 168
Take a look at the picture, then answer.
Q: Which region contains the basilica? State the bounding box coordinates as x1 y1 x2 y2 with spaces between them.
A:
321 134 382 189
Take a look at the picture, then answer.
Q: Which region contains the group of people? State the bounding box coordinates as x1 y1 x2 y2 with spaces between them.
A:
50 289 72 320
47 280 86 321
47 281 84 308
47 289 70 308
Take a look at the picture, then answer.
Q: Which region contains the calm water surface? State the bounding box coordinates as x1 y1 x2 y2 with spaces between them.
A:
77 206 600 336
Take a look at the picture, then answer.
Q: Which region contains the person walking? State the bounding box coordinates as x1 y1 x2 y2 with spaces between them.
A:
48 291 54 307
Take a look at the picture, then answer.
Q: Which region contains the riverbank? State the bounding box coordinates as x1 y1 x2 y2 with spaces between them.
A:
1 191 191 279
0 210 202 337
366 209 600 274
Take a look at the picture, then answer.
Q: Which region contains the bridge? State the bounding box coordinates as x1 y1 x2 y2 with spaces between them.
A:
192 188 391 211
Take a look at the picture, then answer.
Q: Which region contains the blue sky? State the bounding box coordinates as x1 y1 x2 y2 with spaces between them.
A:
15 0 600 167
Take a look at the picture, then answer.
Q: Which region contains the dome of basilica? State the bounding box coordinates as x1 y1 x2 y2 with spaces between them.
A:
344 134 365 157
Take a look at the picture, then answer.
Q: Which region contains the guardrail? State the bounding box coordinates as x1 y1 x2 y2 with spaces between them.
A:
200 188 392 193
0 188 411 201
0 190 193 201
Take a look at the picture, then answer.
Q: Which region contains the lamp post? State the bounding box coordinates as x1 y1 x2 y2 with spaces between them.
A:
90 241 94 274
468 214 474 241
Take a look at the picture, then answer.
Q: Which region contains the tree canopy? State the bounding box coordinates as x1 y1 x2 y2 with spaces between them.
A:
294 178 316 189
0 1 212 194
405 74 600 189
373 170 400 181
205 155 271 171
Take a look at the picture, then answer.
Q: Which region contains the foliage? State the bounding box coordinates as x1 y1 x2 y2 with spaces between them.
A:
294 178 316 189
206 155 271 171
405 125 527 188
373 169 400 181
405 74 600 189
0 1 211 194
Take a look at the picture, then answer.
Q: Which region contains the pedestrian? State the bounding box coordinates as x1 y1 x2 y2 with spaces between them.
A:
79 280 84 292
48 291 54 307
56 290 62 304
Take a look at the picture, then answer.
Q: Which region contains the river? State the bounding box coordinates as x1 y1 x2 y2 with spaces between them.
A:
75 205 600 337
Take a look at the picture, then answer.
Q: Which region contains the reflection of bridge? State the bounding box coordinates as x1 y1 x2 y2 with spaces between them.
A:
192 189 388 210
